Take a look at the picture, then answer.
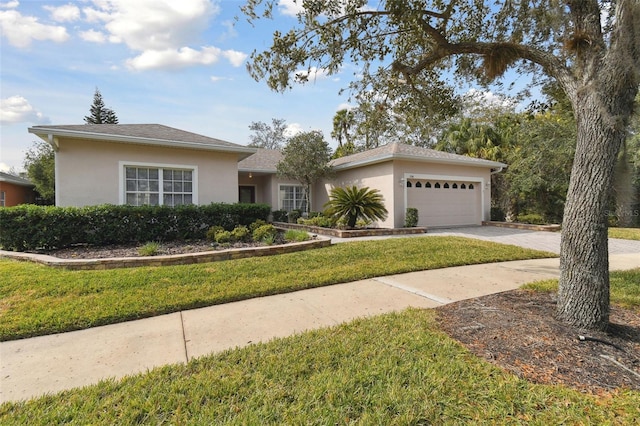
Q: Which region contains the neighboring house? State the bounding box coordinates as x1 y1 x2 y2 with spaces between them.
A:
239 143 505 228
28 124 256 207
28 124 505 228
0 171 36 207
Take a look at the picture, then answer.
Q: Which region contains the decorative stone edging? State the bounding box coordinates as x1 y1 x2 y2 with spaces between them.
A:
274 222 428 238
0 238 332 270
482 221 561 232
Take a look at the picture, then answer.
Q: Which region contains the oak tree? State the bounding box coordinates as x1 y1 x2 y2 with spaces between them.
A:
243 0 640 330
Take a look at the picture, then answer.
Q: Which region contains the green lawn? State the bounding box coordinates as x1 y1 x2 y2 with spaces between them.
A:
609 227 640 240
0 236 553 341
1 306 638 424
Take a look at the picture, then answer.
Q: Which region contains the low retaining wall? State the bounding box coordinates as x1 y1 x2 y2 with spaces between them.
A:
483 221 561 232
275 222 427 238
0 238 332 270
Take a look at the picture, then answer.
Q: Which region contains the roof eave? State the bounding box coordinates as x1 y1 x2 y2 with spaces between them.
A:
333 153 506 170
28 127 257 156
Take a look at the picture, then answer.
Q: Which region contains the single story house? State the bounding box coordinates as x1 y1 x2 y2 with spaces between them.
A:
0 171 36 207
29 124 505 228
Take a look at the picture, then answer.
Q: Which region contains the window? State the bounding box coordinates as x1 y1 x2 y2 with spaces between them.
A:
435 182 441 188
415 181 422 188
124 166 193 206
468 183 474 189
406 181 412 188
452 183 458 189
0 191 5 207
425 182 431 188
461 183 466 189
444 182 450 188
279 185 307 212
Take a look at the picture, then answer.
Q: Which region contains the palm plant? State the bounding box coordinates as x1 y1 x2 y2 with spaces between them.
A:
324 186 388 229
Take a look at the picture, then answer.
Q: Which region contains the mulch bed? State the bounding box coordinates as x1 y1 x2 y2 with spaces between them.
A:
436 289 640 394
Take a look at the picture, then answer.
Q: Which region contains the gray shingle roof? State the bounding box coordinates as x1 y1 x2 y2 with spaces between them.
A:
0 171 34 187
330 142 506 169
238 148 283 172
28 124 256 157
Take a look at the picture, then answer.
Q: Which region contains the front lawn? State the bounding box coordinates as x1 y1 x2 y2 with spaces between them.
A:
1 307 638 424
609 227 640 240
0 237 552 341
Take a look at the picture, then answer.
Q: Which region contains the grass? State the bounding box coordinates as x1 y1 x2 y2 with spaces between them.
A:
1 308 638 424
0 237 553 341
523 268 640 310
609 227 640 241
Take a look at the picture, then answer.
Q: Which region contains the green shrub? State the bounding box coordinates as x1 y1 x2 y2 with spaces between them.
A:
308 211 322 219
272 210 288 222
214 230 234 244
284 229 310 242
405 208 419 227
249 219 267 233
138 242 161 256
231 225 251 242
324 186 388 229
0 203 271 251
288 209 302 223
206 226 225 241
517 213 546 225
253 224 278 243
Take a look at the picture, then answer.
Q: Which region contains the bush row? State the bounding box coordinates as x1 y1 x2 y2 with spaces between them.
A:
0 203 271 251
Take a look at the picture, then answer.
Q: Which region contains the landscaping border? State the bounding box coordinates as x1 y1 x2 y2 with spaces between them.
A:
482 221 561 232
274 222 428 238
0 238 331 270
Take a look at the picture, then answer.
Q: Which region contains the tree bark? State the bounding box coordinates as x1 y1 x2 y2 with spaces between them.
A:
557 93 627 330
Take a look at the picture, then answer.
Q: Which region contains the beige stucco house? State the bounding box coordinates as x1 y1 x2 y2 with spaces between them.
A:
29 124 505 228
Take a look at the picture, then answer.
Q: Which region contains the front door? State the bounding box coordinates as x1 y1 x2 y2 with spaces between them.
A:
239 185 256 203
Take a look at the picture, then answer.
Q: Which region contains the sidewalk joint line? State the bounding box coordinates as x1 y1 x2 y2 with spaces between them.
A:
372 277 452 305
179 311 189 362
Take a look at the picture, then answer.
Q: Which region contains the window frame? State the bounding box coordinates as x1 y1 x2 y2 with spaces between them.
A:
278 184 308 212
118 161 198 206
0 190 5 207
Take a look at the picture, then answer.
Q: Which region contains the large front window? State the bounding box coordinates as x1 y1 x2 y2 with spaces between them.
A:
125 166 193 206
279 185 307 212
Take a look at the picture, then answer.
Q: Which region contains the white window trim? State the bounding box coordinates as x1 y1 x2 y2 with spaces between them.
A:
277 183 309 211
403 173 486 221
118 161 199 205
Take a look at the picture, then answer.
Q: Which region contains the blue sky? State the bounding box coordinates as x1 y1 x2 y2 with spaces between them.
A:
0 0 522 173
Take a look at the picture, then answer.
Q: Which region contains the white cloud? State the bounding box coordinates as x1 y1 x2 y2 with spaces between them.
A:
126 46 245 71
44 3 80 22
336 103 354 112
0 96 50 124
464 89 517 111
278 0 304 17
284 123 303 137
0 1 18 9
0 9 69 47
210 75 233 82
79 28 107 43
83 0 219 51
0 162 14 173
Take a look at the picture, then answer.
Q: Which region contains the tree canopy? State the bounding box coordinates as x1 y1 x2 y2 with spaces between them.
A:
248 118 288 149
243 0 640 330
23 140 55 204
84 88 119 124
276 130 333 212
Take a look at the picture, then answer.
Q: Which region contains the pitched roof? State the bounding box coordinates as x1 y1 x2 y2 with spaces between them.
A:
330 142 506 169
238 148 283 172
0 171 34 187
28 124 257 158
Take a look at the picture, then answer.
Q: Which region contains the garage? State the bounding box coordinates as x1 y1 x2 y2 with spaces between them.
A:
406 177 482 227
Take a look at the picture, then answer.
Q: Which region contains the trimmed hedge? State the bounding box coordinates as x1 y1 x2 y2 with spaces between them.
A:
0 203 271 251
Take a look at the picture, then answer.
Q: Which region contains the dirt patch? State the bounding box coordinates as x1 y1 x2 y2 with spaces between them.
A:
436 289 640 394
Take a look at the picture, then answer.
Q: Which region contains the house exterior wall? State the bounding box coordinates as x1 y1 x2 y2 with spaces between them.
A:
55 138 240 207
318 162 396 228
0 181 36 207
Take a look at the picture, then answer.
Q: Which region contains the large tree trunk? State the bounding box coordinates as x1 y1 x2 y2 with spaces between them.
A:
557 93 627 330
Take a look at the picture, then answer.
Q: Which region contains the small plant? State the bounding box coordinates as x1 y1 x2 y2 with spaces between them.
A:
516 213 546 225
284 229 310 242
214 230 234 244
288 209 302 223
138 241 161 256
249 219 267 233
405 208 419 227
271 210 288 223
253 224 278 242
231 225 251 242
206 226 225 241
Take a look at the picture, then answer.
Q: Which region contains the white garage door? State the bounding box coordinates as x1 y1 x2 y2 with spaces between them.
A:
407 179 481 227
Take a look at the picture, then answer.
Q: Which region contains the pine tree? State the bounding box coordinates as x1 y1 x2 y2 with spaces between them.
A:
84 88 119 124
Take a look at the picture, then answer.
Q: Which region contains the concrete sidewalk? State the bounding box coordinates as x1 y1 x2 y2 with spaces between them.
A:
2 253 639 403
